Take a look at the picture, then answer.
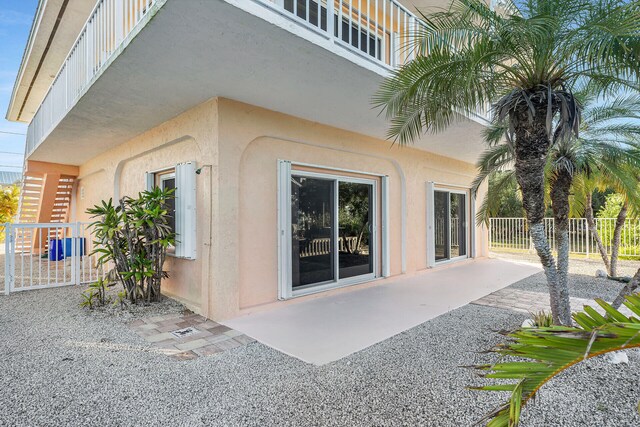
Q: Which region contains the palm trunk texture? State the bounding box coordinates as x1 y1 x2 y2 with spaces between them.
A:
610 201 628 278
585 192 610 273
514 107 572 325
612 267 640 310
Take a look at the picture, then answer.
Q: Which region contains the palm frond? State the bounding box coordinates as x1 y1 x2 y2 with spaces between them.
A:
472 292 640 427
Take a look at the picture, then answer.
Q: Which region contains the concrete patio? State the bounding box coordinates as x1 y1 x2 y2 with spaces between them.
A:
225 258 541 365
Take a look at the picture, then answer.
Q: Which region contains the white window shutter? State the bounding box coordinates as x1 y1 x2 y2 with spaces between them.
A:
175 162 197 260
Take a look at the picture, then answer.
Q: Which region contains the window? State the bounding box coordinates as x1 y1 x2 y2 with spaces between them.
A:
156 171 176 236
282 0 383 61
279 161 389 299
427 183 470 266
146 162 197 260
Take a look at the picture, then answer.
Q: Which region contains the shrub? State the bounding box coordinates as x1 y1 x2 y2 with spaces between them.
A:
86 187 176 304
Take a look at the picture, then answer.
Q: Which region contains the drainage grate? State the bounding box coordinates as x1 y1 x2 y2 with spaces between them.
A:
170 327 200 339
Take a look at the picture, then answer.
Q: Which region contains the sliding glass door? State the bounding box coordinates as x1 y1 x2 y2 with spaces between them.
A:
290 172 376 294
433 190 468 263
338 182 373 280
291 176 335 288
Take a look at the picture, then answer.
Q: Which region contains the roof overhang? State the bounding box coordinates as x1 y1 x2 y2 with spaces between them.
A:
6 0 97 123
26 0 489 165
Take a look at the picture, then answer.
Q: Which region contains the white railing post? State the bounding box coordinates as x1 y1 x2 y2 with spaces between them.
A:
115 0 124 45
327 0 335 37
5 223 14 295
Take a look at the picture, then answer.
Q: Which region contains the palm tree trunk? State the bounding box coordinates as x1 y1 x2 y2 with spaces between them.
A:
513 111 572 325
611 267 640 310
609 201 628 277
549 169 574 326
585 191 610 272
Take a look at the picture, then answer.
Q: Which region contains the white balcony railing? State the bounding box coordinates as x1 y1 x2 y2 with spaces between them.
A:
24 0 434 157
268 0 426 68
25 0 157 156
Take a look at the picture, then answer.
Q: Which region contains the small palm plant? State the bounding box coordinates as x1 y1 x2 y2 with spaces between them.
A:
473 290 640 426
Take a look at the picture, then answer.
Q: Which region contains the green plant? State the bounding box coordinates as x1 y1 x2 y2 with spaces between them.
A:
598 193 627 219
0 184 19 242
472 292 640 426
80 278 112 309
527 310 553 328
374 0 640 326
86 187 176 304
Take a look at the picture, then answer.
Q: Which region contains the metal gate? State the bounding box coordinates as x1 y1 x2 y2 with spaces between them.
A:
2 222 103 295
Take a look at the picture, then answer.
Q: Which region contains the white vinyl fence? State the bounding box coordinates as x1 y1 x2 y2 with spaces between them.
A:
489 217 640 258
1 222 105 295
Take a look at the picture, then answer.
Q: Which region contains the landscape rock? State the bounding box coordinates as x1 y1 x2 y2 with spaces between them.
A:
595 269 608 278
605 351 629 365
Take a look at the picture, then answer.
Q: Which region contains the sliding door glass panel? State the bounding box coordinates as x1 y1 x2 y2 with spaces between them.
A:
450 193 466 258
291 176 335 289
434 191 449 261
338 182 373 279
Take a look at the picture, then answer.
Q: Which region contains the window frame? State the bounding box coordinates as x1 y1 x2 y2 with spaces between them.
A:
278 160 389 300
146 163 197 260
426 182 472 267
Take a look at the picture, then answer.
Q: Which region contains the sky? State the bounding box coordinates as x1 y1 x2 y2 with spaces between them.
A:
0 0 38 172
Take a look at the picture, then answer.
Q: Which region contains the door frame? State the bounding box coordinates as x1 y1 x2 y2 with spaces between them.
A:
427 182 472 267
278 160 388 299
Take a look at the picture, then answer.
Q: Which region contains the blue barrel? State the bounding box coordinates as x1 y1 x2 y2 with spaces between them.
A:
64 237 85 257
49 239 64 261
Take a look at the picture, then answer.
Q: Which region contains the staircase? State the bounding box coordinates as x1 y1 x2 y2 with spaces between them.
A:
15 161 79 254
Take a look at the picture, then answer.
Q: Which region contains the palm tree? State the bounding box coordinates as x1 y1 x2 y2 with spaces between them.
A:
374 0 640 325
573 94 640 277
573 177 638 278
474 92 640 290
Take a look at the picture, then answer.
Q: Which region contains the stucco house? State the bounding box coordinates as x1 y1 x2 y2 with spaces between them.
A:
6 0 492 320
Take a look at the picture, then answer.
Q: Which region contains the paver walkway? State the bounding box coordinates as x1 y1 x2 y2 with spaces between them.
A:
128 312 255 360
472 288 633 317
472 288 594 313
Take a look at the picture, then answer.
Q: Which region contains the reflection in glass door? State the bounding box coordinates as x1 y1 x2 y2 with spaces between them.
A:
339 182 373 279
450 193 467 258
290 173 376 292
291 176 335 289
434 190 468 262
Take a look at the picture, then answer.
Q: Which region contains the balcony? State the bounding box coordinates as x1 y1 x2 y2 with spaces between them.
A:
24 0 489 165
26 0 159 156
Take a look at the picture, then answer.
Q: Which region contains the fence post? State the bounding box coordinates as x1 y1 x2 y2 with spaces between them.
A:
488 219 492 250
585 218 590 258
4 223 13 295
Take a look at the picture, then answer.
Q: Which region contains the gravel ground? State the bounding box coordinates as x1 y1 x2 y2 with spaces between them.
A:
1 263 639 426
492 251 638 301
